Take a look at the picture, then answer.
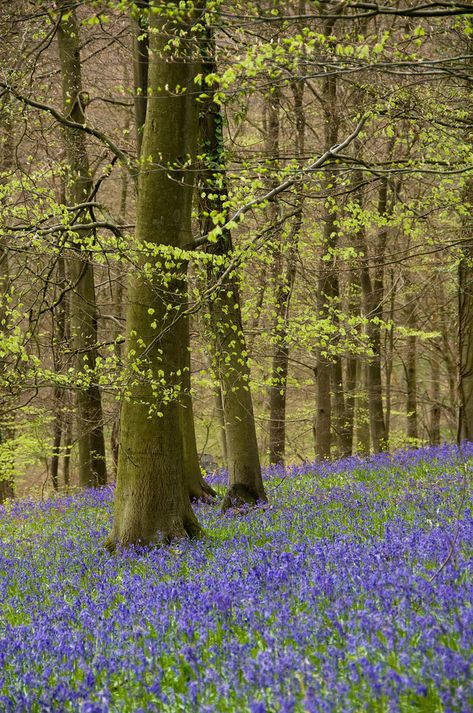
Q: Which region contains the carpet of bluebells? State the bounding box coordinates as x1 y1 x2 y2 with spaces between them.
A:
0 444 472 712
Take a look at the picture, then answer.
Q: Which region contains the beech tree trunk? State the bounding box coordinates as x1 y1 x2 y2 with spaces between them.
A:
430 346 441 445
458 181 473 442
198 25 266 510
315 57 338 460
107 6 203 548
0 99 14 502
181 321 216 501
268 79 304 466
56 1 107 487
358 176 389 452
132 0 149 156
355 361 370 454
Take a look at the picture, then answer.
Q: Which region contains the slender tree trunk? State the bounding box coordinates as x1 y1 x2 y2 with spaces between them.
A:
181 320 216 501
430 343 441 445
315 57 338 460
132 0 149 157
107 6 203 548
343 271 361 457
63 415 72 487
358 176 389 452
50 250 68 491
355 361 370 454
0 100 14 502
268 79 304 466
405 289 418 441
458 180 473 442
198 25 266 510
384 269 396 443
213 384 228 464
56 1 107 487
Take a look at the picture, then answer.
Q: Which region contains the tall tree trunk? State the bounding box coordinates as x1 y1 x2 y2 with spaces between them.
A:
384 269 396 443
405 287 418 441
56 1 107 487
107 6 202 548
132 0 149 157
355 361 370 454
181 320 216 501
315 53 339 460
458 180 473 442
50 250 68 491
198 25 266 510
268 79 304 466
358 176 389 452
213 383 227 464
0 100 15 502
430 342 441 445
131 1 208 500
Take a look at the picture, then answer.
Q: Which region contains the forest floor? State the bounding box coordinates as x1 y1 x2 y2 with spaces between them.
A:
0 444 472 712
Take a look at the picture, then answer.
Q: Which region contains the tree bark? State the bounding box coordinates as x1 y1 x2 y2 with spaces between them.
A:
358 176 389 452
198 25 266 511
355 361 370 454
107 6 203 548
56 1 107 487
405 290 418 441
132 0 149 157
181 320 216 501
0 98 15 502
458 180 473 442
315 58 338 460
430 344 441 445
268 79 304 466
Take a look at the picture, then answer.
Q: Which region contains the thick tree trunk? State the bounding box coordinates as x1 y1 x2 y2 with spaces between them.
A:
198 27 266 511
56 1 107 487
107 7 203 548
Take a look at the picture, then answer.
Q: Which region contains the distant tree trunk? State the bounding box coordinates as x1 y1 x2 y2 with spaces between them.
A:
56 1 107 487
343 272 360 457
0 229 14 502
358 175 389 452
430 342 441 445
0 100 14 502
458 181 473 442
181 321 216 501
213 383 227 464
107 6 203 548
50 251 68 491
132 0 149 156
268 79 304 466
405 294 418 442
198 25 266 510
355 361 370 454
110 165 128 477
315 60 338 461
384 268 395 442
63 415 72 487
